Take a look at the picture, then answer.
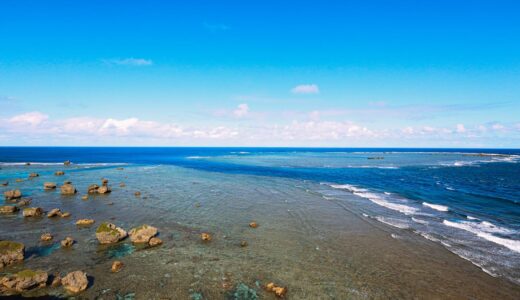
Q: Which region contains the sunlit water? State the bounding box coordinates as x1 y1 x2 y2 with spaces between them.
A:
1 147 520 299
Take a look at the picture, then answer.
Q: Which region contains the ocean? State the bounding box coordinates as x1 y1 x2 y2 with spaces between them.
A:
1 147 519 298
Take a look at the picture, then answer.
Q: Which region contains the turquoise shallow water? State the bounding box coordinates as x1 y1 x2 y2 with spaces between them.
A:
1 147 520 298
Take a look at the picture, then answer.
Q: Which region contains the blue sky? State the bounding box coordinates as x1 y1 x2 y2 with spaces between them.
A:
1 0 519 147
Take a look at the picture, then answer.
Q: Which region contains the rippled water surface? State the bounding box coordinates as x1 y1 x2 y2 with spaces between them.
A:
1 147 520 299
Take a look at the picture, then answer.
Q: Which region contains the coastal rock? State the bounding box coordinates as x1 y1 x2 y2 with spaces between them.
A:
1 181 8 186
266 282 287 298
44 182 57 190
47 208 62 218
240 241 248 247
0 241 24 268
61 183 77 195
97 185 111 194
81 195 88 200
64 160 71 166
61 212 71 218
25 162 31 166
15 178 24 182
4 189 22 201
28 173 39 178
17 198 32 207
117 167 124 170
87 184 99 194
23 207 43 217
201 233 212 241
95 222 127 244
40 233 53 241
54 171 65 176
0 269 48 292
111 261 124 273
0 206 18 214
149 237 163 247
61 271 88 293
61 237 74 247
129 224 158 243
249 222 258 228
76 219 95 226
134 191 141 197
102 179 109 186
51 273 61 287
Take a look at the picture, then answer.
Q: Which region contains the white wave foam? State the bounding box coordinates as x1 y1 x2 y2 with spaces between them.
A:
467 215 478 220
422 202 449 212
412 217 429 225
186 156 210 159
375 216 409 229
443 220 520 253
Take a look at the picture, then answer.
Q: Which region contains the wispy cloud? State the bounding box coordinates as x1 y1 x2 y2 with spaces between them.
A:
203 22 230 32
103 58 153 66
233 104 249 118
291 84 320 94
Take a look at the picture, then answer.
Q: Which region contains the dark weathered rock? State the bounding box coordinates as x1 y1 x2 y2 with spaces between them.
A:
23 207 43 217
95 222 127 244
61 271 88 293
0 241 24 268
0 206 18 214
61 183 77 195
4 190 21 201
129 225 158 243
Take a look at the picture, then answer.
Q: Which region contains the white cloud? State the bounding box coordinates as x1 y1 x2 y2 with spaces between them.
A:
291 84 320 94
8 111 49 126
456 124 466 133
103 58 153 66
233 104 249 118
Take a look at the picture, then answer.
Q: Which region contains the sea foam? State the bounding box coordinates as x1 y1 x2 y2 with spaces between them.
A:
422 202 449 212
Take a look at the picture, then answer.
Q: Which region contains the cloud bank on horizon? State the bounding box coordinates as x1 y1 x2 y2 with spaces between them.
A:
0 1 519 147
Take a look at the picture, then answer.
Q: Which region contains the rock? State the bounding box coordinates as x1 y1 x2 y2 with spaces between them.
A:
0 269 48 292
201 233 212 241
240 241 248 247
134 191 141 197
25 162 31 166
102 179 109 186
15 178 24 182
95 222 127 244
61 271 88 293
129 225 158 243
116 167 124 170
64 160 71 166
61 183 77 195
4 189 21 201
111 261 124 273
119 182 126 187
17 198 32 207
76 219 95 226
60 212 71 218
87 184 99 194
40 233 53 241
148 237 163 247
44 182 57 190
0 206 18 214
1 181 8 186
97 185 111 194
54 171 65 176
266 282 287 298
51 273 61 287
249 222 258 228
47 208 62 218
0 241 24 268
23 207 43 217
81 195 88 200
61 237 74 247
28 173 39 178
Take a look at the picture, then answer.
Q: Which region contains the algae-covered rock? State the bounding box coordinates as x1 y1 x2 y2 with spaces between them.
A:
96 222 127 244
128 224 158 243
76 219 95 226
0 241 24 268
0 269 47 292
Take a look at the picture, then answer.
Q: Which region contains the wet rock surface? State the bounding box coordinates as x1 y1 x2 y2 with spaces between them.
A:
0 241 24 268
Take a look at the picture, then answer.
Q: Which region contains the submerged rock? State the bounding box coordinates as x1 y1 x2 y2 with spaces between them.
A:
148 237 163 247
129 225 158 243
47 208 62 218
111 260 124 273
23 207 43 217
76 219 95 226
201 233 212 241
55 171 65 176
1 181 8 186
0 241 24 268
0 269 48 292
98 185 111 194
249 222 258 228
61 183 77 195
64 160 72 166
28 172 39 178
61 237 75 248
15 179 24 182
119 182 126 187
87 184 99 194
134 191 141 197
4 189 21 201
266 282 287 298
17 198 32 207
40 233 53 241
102 178 109 186
61 270 88 293
44 182 57 190
96 222 127 244
240 241 248 247
0 206 18 214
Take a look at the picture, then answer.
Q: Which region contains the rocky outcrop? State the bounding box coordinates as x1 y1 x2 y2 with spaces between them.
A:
148 237 163 247
54 171 65 176
28 173 39 178
95 223 127 244
201 233 212 241
23 207 43 217
129 225 158 243
4 190 21 201
40 233 53 241
47 208 62 217
87 184 99 194
44 182 57 190
61 271 88 293
249 221 258 228
88 181 111 194
134 191 141 197
0 241 24 268
111 261 123 273
61 237 74 248
0 206 18 214
17 198 32 207
61 183 77 195
97 185 111 194
76 219 95 226
0 269 47 292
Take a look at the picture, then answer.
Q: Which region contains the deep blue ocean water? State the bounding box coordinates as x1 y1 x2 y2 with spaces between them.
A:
1 147 520 283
